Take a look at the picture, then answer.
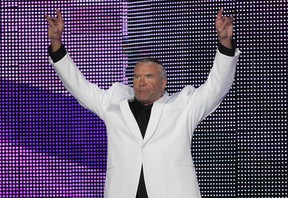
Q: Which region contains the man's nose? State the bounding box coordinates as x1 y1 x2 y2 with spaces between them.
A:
140 78 146 86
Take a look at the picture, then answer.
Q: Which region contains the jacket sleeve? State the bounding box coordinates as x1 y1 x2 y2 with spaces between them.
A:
188 48 241 123
49 53 108 119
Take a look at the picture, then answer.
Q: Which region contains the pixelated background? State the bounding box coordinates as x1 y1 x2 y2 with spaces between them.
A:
0 1 287 197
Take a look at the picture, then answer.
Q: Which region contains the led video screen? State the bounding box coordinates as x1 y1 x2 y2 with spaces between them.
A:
1 1 287 197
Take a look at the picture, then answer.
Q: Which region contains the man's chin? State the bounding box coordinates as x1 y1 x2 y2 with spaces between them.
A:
135 97 150 105
137 98 147 103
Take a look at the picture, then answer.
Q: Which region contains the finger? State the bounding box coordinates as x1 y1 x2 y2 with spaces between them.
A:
217 18 229 33
45 14 54 26
45 13 56 23
225 17 233 26
44 13 51 21
216 8 224 21
229 15 234 24
220 16 231 27
56 9 63 22
46 18 57 28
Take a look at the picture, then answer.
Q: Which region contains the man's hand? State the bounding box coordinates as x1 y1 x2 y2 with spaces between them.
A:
215 8 233 49
45 9 64 52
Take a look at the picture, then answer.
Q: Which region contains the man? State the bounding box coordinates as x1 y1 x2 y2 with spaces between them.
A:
45 8 240 198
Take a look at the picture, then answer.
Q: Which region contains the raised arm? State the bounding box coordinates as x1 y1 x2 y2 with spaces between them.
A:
45 9 64 52
188 8 240 122
45 9 105 116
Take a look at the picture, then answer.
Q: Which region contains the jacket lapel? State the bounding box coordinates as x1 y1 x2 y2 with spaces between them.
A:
119 92 169 145
143 102 164 145
143 92 169 144
119 100 143 143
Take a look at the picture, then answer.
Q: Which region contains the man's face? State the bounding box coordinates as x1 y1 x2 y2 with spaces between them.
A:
133 62 167 106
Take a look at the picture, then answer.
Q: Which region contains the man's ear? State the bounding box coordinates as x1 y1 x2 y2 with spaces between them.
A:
161 79 167 90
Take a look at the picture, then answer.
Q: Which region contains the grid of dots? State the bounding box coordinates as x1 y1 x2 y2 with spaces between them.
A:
0 1 287 198
125 1 287 198
1 1 126 197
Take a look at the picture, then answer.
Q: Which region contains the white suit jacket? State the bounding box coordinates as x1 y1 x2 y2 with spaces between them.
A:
50 49 240 198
